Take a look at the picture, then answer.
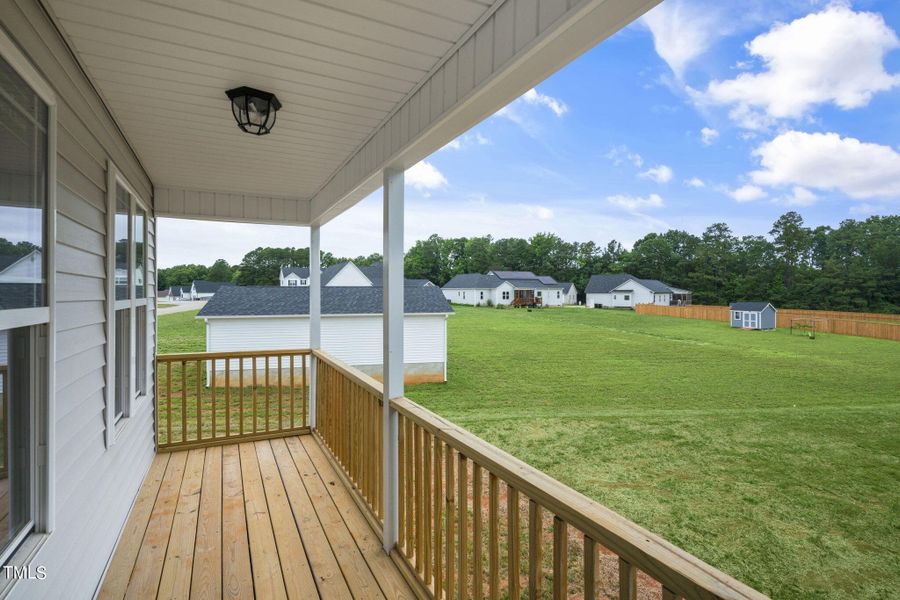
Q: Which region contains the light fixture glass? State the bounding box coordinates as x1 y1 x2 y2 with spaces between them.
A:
226 86 281 135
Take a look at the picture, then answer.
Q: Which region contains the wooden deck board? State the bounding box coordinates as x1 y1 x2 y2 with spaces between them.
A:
98 435 415 599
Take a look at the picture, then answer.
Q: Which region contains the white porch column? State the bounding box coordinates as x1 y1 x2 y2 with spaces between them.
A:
382 167 403 552
309 224 321 429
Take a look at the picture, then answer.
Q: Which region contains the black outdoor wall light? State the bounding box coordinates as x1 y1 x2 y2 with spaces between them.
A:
226 86 282 135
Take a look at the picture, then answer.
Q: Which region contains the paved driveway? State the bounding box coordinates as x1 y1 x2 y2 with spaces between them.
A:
158 300 207 315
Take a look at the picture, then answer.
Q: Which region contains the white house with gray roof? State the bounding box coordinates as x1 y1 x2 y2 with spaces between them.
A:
281 261 435 289
442 270 577 307
200 285 452 383
585 273 691 308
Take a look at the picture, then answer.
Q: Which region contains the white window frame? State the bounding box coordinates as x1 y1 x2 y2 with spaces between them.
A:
105 161 151 446
299 278 307 285
0 27 58 565
287 279 298 287
733 311 742 320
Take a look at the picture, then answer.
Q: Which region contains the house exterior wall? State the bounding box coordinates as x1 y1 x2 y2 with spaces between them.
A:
492 282 514 305
587 291 635 308
564 287 577 305
327 264 371 286
2 2 157 598
761 306 777 330
537 288 565 306
206 314 449 382
443 288 498 306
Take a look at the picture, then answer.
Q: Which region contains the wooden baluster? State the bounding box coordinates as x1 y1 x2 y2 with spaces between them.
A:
508 486 520 600
265 355 270 431
195 360 202 441
472 463 483 600
165 360 172 446
180 360 186 443
211 357 217 439
528 501 542 600
301 353 307 427
224 358 230 438
424 430 433 587
278 353 283 430
239 357 244 436
445 447 456 600
433 439 443 599
553 517 567 600
584 536 597 600
416 426 425 575
618 558 636 600
406 417 415 556
289 354 295 428
252 356 257 433
399 415 406 550
488 473 499 600
458 453 468 599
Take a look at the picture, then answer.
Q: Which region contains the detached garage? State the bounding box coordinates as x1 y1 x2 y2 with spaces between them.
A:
198 286 453 383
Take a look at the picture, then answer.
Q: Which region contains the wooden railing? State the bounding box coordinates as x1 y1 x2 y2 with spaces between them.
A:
156 349 311 451
312 350 768 600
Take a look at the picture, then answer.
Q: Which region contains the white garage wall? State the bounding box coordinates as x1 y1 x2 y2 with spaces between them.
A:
206 314 447 366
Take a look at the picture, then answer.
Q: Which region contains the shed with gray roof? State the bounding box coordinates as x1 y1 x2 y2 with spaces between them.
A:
729 302 777 330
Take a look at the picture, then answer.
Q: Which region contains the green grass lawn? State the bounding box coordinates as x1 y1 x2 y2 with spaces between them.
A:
157 306 900 598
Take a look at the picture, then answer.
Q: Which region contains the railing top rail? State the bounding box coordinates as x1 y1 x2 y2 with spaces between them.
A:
311 348 382 396
157 348 312 361
311 349 767 600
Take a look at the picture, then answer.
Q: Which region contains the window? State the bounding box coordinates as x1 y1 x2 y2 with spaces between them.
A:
502 291 510 300
0 41 54 564
734 311 742 320
479 291 484 300
536 291 542 298
557 291 560 299
299 279 307 285
107 167 150 436
624 295 630 301
287 279 297 287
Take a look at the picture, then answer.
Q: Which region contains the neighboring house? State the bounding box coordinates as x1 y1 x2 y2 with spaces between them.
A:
0 249 41 283
199 286 452 383
585 274 691 308
442 270 577 307
730 302 777 330
189 279 234 300
279 266 310 287
280 261 436 288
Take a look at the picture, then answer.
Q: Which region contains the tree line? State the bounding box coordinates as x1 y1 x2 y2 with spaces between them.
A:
158 211 899 313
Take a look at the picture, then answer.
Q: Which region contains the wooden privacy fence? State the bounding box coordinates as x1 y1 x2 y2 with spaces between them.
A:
635 304 900 341
313 349 768 600
155 349 310 451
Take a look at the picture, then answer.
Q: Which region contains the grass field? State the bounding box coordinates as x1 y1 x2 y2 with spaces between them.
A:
157 306 900 599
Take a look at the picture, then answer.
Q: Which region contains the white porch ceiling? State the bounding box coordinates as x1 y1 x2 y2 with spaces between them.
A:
43 0 660 225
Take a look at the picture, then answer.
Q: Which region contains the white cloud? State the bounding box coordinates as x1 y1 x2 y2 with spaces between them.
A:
639 164 674 184
405 161 447 193
495 87 567 135
685 177 706 188
729 185 767 202
641 0 725 78
520 88 568 116
750 131 900 199
605 146 643 168
606 193 665 212
781 186 818 207
701 4 900 129
522 205 555 220
441 132 490 151
700 127 719 145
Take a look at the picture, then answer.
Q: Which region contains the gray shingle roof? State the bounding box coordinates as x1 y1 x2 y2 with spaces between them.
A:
198 285 453 317
442 273 505 289
559 282 575 293
490 270 537 280
729 301 775 312
536 275 558 285
192 280 235 294
585 273 684 295
281 266 310 278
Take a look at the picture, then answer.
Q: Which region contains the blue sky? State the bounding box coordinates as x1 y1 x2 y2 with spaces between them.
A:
158 0 900 266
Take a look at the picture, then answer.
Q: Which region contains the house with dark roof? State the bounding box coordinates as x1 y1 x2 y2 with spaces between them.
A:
198 285 452 383
442 270 577 306
280 261 436 289
585 273 691 308
189 280 235 300
729 302 777 330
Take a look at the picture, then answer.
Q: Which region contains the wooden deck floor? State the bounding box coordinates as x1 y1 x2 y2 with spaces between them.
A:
98 435 415 599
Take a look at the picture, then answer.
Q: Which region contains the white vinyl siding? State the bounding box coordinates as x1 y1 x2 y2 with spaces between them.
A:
2 3 155 598
206 315 447 371
326 264 372 287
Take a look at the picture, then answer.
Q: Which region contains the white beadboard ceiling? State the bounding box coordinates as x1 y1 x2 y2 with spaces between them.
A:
44 0 659 224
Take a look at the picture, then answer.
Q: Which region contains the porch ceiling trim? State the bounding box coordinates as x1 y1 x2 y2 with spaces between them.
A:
155 186 310 226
